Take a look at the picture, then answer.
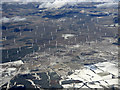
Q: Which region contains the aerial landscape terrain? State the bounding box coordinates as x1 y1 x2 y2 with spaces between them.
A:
0 0 119 89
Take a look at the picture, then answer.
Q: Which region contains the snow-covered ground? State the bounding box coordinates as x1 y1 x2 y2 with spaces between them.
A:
60 61 119 88
0 60 24 87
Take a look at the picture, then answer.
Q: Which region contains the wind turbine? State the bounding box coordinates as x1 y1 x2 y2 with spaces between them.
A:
75 38 77 42
49 40 51 44
13 38 16 43
19 47 21 51
4 36 7 40
35 39 38 43
48 48 51 52
19 27 21 36
94 31 96 35
55 41 58 48
44 43 46 47
44 27 46 32
52 36 54 40
51 32 53 36
41 33 43 38
56 29 58 33
38 47 41 50
17 50 19 54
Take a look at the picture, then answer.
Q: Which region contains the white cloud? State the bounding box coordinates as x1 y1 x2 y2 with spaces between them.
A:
39 0 68 9
2 0 119 9
95 2 118 8
0 17 10 23
2 0 119 2
38 0 119 9
0 16 26 23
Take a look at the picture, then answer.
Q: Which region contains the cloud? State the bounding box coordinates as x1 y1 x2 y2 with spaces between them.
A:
0 16 26 23
39 0 70 9
2 0 119 9
38 0 119 9
2 0 119 2
0 17 10 23
95 2 118 8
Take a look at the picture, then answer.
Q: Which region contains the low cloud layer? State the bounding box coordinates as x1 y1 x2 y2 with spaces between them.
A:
96 2 118 8
38 0 118 9
0 16 26 23
2 0 119 2
2 0 119 9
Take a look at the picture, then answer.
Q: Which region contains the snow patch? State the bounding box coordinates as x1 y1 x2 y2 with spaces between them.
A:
62 34 75 39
